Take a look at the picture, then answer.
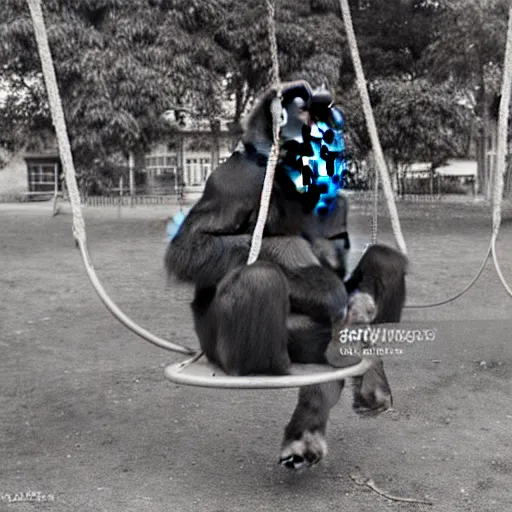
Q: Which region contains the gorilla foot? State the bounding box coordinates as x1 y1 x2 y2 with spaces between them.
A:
352 357 393 416
279 430 327 471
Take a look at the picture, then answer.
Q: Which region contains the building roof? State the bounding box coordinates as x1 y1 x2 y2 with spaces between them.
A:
437 159 477 177
406 160 477 177
24 151 60 161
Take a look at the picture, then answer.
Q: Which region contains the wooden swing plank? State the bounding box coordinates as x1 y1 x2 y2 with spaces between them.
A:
164 355 374 390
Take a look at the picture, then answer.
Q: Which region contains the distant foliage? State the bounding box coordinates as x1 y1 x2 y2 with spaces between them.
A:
0 0 509 190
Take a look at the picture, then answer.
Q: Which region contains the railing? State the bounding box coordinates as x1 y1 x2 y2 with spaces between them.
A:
80 194 181 207
345 190 444 203
0 190 478 206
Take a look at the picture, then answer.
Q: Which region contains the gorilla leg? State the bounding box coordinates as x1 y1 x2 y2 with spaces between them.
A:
286 314 331 364
344 244 408 324
280 381 344 470
325 244 405 417
283 317 345 472
259 236 349 325
284 266 348 324
261 236 357 368
352 357 393 415
280 315 392 471
192 261 291 376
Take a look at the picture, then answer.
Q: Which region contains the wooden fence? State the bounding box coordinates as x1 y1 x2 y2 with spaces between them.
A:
345 190 444 203
80 194 181 207
0 190 467 206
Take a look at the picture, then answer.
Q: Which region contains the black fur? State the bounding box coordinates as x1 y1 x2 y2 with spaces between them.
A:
345 244 408 324
165 82 400 469
192 261 291 376
165 83 351 376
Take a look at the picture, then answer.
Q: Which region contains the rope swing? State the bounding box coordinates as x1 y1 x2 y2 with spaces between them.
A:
26 0 511 389
26 0 375 388
406 2 512 308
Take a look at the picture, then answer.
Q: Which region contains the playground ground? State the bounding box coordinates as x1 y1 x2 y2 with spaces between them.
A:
1 198 512 511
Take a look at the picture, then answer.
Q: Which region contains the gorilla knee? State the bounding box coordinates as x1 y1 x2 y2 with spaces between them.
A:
286 266 348 324
213 262 291 376
345 244 407 324
347 292 376 325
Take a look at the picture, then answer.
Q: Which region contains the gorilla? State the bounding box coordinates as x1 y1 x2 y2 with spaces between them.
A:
165 81 406 470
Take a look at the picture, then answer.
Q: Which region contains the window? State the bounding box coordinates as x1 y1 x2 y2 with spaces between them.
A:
145 150 179 179
27 163 59 192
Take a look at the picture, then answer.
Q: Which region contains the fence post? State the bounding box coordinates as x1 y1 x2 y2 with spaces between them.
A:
128 151 135 208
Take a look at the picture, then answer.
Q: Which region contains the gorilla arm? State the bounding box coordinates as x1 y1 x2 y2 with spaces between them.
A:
165 152 263 288
306 194 350 279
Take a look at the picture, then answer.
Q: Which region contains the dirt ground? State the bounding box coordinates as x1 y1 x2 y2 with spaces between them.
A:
1 198 512 512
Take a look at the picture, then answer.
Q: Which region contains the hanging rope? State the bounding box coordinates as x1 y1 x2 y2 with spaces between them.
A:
26 0 194 355
490 1 512 298
371 161 379 245
406 3 512 308
247 0 282 265
266 0 280 90
338 0 407 256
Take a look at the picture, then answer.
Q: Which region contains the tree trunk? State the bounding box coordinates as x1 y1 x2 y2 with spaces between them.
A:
210 118 221 175
478 67 490 198
506 158 512 197
128 151 135 207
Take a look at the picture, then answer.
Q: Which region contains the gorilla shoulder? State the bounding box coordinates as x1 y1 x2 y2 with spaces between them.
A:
201 151 266 203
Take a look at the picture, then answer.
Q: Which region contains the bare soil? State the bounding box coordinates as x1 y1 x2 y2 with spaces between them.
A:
1 199 512 512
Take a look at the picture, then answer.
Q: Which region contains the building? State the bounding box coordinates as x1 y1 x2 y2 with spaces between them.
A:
141 111 239 196
0 118 240 200
142 134 236 196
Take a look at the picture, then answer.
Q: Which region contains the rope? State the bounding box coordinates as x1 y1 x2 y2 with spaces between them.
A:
247 0 282 265
266 0 280 90
405 243 491 309
26 0 86 245
490 1 512 298
338 0 407 256
371 162 378 245
406 3 512 308
27 0 194 355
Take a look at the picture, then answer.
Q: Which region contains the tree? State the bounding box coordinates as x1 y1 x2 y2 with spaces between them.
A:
0 73 52 152
0 0 231 178
420 0 509 196
215 0 349 124
338 78 471 191
337 0 438 86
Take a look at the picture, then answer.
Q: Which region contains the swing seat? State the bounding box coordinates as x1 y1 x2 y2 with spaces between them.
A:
164 353 374 389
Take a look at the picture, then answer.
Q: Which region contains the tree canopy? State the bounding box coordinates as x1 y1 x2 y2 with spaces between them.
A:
0 0 509 192
1 0 230 161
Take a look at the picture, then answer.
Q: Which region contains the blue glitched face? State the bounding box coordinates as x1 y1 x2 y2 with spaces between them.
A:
281 106 347 216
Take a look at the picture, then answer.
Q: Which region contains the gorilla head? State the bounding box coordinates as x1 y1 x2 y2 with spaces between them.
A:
242 80 348 218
